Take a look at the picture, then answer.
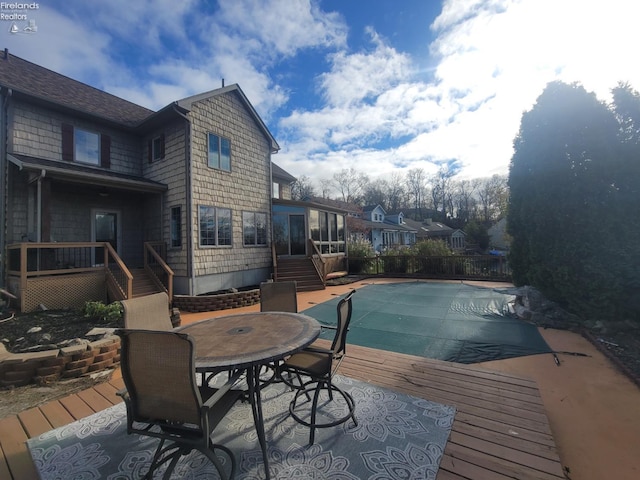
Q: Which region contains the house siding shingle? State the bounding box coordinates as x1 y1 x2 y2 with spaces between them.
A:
188 91 272 293
143 120 189 277
10 100 142 175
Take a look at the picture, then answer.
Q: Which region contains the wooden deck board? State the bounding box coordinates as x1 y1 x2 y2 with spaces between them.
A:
77 387 116 412
0 344 565 480
39 400 75 428
59 393 94 419
92 380 123 405
17 407 53 438
0 416 39 480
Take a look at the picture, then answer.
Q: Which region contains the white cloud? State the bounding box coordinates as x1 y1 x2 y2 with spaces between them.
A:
6 0 640 189
319 28 413 107
282 0 640 188
215 0 347 58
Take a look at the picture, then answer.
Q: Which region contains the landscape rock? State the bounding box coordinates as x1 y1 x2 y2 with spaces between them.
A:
512 285 582 329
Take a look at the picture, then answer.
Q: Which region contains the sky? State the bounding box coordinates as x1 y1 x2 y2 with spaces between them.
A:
2 0 640 190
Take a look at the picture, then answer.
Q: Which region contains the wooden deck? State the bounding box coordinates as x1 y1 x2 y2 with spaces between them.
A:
0 340 565 480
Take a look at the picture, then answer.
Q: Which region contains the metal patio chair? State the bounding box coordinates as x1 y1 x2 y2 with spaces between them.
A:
121 292 173 331
259 281 298 384
281 289 358 444
259 280 298 313
116 329 243 480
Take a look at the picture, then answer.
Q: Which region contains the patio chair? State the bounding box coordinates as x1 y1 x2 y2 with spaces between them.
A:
116 329 243 480
121 291 172 331
258 281 298 384
260 280 298 312
281 289 358 444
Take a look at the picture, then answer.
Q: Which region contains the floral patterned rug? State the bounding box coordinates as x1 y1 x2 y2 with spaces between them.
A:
28 375 455 479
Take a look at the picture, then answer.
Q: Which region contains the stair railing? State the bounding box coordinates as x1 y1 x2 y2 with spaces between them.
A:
105 243 133 301
143 242 174 302
307 239 327 287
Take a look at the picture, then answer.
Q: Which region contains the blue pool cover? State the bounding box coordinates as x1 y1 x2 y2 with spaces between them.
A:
304 282 552 364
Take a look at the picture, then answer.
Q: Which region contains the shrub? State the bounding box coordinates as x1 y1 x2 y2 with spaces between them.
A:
409 239 453 256
347 240 376 274
82 301 123 322
347 240 375 257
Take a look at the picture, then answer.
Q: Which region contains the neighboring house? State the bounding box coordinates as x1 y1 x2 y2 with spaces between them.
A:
403 218 466 252
0 50 285 310
359 205 417 253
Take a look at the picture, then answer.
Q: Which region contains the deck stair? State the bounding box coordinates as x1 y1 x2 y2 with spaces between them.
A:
276 258 325 291
130 268 164 298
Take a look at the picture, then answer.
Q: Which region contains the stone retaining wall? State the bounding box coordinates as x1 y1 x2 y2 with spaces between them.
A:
0 336 120 388
173 288 260 312
0 289 261 388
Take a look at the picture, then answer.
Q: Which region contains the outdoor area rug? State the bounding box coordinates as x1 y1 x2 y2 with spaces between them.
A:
28 375 455 479
307 281 552 363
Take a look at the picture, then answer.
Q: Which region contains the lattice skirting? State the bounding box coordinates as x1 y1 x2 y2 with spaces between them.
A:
20 271 107 313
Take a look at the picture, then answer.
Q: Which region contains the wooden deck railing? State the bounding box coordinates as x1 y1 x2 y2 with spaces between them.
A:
6 242 133 311
104 243 133 301
308 238 327 285
143 241 174 301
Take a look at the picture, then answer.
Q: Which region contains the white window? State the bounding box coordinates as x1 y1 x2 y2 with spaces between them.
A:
208 133 231 171
199 206 231 247
75 128 100 165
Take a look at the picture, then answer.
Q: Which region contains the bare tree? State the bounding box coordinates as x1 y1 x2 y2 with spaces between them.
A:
386 172 407 212
332 168 369 204
406 168 426 219
319 178 333 198
430 165 456 217
452 179 477 223
363 179 388 209
290 175 316 201
475 174 508 222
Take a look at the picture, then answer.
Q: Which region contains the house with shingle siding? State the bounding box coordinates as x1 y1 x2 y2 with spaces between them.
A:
359 205 417 253
403 217 466 252
0 49 286 309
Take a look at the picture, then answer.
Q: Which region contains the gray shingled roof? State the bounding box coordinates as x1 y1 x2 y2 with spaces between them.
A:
0 49 153 127
272 162 296 182
8 154 167 192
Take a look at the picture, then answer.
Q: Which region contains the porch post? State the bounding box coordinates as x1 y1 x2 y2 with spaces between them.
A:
40 177 51 242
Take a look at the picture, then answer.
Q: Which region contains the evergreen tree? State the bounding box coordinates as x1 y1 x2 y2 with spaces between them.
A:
507 81 638 322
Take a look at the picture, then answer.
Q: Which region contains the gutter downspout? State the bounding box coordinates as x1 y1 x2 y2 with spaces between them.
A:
172 105 194 295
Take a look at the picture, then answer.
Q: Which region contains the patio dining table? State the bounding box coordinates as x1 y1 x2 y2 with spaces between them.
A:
175 311 321 479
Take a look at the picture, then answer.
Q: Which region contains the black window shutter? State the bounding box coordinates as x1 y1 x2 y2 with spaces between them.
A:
100 134 111 168
61 123 73 161
160 133 165 159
